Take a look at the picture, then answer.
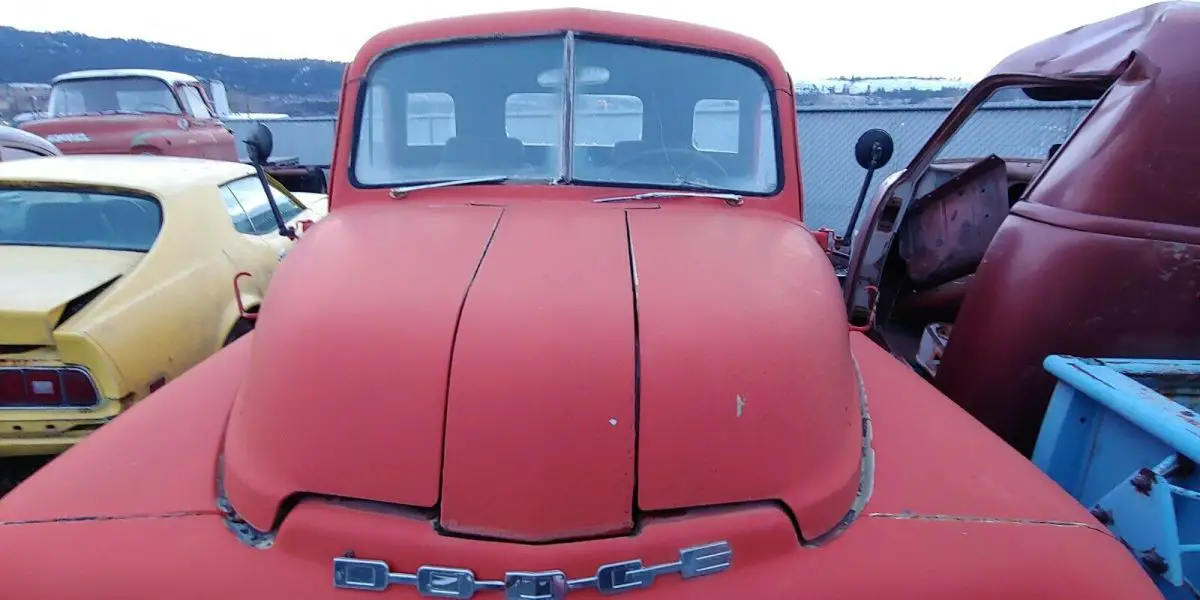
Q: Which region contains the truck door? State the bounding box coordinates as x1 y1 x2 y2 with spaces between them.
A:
177 84 237 161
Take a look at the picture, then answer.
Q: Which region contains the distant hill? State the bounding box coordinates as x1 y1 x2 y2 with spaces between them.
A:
794 76 973 107
0 26 976 117
0 26 345 116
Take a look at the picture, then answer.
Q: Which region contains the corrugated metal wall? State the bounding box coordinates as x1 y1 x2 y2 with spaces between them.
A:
226 102 1093 230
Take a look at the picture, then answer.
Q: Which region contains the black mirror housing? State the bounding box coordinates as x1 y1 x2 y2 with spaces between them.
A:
854 128 895 171
244 123 274 166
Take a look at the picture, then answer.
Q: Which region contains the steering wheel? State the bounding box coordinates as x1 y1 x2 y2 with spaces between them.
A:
607 148 729 185
134 102 177 113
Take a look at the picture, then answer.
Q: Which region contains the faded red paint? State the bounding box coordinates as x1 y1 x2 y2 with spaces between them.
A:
934 1 1200 455
23 113 237 160
0 332 1161 598
20 74 239 161
0 7 1165 599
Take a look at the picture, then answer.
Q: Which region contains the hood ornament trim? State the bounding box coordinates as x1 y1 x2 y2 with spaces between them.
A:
332 540 731 599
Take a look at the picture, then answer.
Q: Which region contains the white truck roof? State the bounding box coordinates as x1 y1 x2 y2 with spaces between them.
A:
51 69 202 85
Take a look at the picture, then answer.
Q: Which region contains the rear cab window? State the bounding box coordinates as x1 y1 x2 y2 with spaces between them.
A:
0 188 162 251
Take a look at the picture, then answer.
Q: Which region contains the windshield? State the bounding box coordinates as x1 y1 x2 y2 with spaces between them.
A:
353 35 780 195
48 77 183 117
0 188 162 251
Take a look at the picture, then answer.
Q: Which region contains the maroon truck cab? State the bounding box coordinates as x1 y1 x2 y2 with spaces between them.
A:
842 0 1200 455
20 69 239 160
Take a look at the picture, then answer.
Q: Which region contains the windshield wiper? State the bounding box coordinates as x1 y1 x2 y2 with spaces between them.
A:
63 110 144 117
592 190 744 206
389 175 509 198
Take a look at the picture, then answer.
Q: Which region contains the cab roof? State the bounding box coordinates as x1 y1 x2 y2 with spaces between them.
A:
0 155 254 198
988 1 1200 80
51 69 201 85
351 8 787 86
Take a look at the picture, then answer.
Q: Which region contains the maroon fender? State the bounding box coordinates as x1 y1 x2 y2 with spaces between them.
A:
936 208 1200 455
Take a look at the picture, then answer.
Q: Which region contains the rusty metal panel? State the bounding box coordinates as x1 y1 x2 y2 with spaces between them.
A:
898 155 1010 286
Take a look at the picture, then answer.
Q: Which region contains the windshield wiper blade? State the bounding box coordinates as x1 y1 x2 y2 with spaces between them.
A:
389 175 509 198
592 190 744 205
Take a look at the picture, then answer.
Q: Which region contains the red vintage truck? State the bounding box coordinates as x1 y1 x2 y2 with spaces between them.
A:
18 68 327 193
0 6 1170 599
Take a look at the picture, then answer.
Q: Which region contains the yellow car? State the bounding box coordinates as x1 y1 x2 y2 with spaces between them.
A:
0 154 327 457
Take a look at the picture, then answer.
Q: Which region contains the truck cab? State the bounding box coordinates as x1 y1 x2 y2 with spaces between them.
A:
839 0 1200 456
332 10 800 216
19 68 329 193
20 69 239 160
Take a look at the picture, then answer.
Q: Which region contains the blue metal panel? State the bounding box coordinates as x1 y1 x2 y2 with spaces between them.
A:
1035 355 1200 599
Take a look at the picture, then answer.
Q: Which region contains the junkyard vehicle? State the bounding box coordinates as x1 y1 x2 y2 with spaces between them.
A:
17 69 329 193
0 124 60 161
0 8 1161 599
1033 355 1200 599
0 154 326 458
839 0 1200 457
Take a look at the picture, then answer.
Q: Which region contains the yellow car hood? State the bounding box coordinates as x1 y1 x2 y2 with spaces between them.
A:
0 245 142 346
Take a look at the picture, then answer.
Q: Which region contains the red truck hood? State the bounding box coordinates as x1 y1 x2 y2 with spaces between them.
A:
21 114 190 154
220 200 864 543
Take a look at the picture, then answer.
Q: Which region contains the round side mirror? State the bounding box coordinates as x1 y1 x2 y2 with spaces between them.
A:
853 128 894 170
244 123 275 166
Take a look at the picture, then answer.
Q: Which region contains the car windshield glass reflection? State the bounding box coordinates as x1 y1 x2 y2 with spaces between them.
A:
353 34 779 195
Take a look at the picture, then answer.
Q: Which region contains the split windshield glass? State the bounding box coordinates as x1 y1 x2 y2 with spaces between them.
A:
353 34 780 195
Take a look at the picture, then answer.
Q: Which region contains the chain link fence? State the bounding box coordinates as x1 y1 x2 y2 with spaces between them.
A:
796 102 1093 230
227 102 1093 230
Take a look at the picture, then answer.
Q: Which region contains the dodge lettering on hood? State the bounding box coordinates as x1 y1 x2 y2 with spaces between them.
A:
0 8 1163 600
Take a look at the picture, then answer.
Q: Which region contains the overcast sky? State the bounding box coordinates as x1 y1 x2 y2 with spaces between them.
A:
4 0 1158 80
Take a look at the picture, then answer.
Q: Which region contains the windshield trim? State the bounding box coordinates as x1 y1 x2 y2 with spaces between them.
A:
560 30 576 184
346 31 785 197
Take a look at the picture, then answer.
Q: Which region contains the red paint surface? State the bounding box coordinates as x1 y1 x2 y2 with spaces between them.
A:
440 205 637 541
22 113 237 160
630 206 861 537
222 199 866 542
0 331 1161 598
222 202 504 530
0 337 244 523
